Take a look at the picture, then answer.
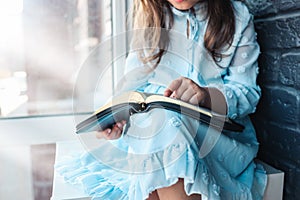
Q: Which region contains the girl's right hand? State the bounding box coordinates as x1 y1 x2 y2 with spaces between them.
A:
95 120 127 140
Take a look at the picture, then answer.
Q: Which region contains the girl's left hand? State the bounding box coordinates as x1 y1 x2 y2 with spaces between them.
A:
164 76 210 107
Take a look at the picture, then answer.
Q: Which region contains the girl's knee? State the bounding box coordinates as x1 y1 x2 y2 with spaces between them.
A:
156 178 202 200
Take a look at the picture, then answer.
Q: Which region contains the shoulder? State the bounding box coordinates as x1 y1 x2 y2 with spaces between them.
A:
231 0 252 20
231 1 253 30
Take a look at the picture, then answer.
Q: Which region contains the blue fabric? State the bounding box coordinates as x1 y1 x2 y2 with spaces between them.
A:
56 1 267 199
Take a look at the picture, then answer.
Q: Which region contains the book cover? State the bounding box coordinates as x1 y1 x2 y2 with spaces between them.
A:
76 91 244 134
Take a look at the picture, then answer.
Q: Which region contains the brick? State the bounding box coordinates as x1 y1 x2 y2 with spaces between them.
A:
277 0 300 13
245 0 300 16
257 52 281 85
255 15 300 49
255 87 299 127
252 87 272 117
254 110 300 200
249 0 300 199
279 52 300 89
257 51 300 89
244 0 277 17
293 168 300 194
257 154 298 199
257 125 300 163
275 161 299 200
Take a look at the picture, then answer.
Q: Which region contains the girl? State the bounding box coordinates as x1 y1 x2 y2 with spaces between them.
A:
58 0 267 199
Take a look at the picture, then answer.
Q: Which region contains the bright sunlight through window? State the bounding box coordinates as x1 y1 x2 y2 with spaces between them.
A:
0 0 23 15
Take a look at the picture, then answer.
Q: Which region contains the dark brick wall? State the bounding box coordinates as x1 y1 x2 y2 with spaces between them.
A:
245 0 300 199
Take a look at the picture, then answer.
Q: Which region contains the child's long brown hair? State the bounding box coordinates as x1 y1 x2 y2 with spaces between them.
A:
131 0 236 67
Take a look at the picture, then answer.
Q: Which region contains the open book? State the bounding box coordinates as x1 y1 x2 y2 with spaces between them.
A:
76 91 244 134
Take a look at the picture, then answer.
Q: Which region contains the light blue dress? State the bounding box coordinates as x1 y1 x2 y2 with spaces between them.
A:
56 1 267 199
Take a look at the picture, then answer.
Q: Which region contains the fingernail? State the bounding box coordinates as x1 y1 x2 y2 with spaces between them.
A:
107 129 111 134
116 122 122 128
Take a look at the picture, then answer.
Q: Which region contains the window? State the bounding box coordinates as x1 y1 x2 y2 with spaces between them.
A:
0 0 128 118
0 1 128 199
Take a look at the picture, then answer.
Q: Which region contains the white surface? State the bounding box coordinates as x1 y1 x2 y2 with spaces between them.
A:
0 114 89 146
51 140 91 200
258 160 284 200
0 145 33 199
0 114 88 200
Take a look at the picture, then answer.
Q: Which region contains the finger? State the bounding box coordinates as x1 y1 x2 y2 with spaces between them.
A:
180 87 196 102
189 93 202 105
189 88 209 105
108 124 122 139
174 77 194 99
164 89 173 97
121 120 127 126
96 128 111 139
99 120 127 140
166 77 183 94
101 124 120 140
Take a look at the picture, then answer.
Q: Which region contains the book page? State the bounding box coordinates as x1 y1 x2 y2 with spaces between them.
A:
94 91 145 114
144 93 213 117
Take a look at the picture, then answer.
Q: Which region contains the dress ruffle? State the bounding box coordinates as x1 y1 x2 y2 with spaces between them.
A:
126 141 267 200
55 149 130 200
55 136 267 200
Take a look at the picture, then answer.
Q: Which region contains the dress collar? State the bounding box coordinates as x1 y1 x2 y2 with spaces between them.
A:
169 2 207 41
170 1 207 21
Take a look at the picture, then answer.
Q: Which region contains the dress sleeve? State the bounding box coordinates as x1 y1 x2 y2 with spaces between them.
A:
124 51 142 74
119 51 150 92
220 16 261 119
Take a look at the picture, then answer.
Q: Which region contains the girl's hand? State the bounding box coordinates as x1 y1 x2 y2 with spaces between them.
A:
95 120 127 140
164 77 227 114
164 77 210 107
